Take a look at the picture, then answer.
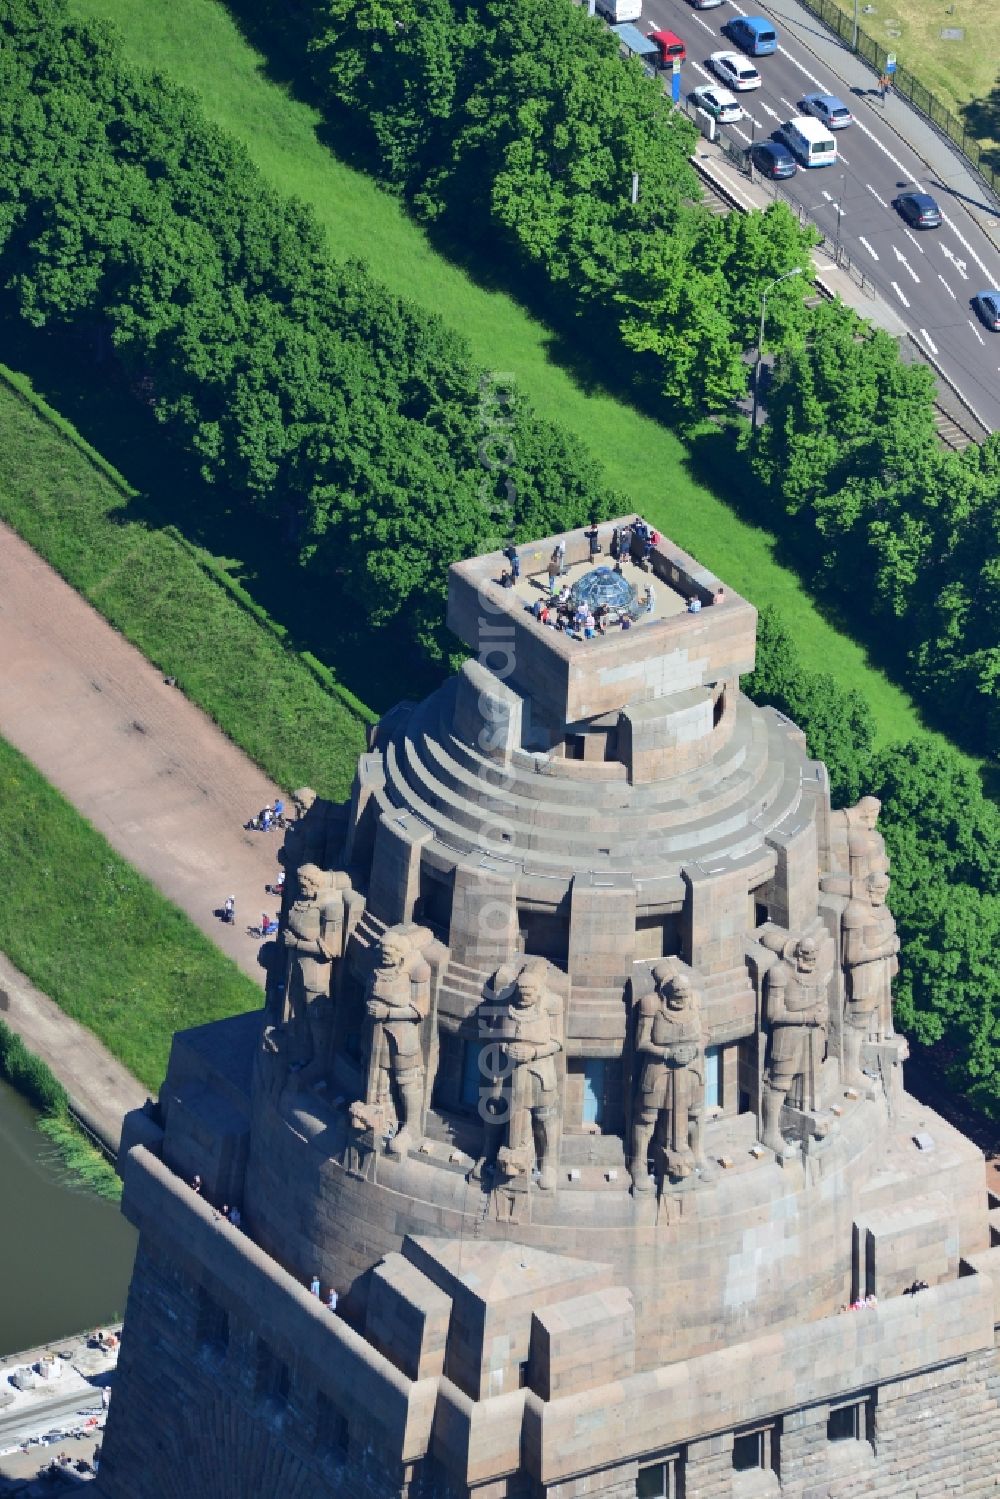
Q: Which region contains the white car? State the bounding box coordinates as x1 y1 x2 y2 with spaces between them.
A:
691 85 743 123
709 51 763 91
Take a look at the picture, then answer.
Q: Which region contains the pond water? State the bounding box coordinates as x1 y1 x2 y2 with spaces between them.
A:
0 1078 136 1355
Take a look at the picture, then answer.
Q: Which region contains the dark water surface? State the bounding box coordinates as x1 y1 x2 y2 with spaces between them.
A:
0 1078 136 1355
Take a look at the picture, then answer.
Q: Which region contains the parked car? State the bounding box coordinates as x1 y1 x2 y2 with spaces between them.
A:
689 0 724 8
724 15 778 55
893 192 941 229
750 140 798 179
691 85 743 123
649 28 686 66
972 289 1000 330
709 51 762 90
800 92 853 129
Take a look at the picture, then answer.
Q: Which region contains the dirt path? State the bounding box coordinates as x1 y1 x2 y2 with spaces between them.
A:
0 952 146 1154
0 522 284 984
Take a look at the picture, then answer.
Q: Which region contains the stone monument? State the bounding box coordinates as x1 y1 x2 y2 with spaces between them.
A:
96 524 998 1499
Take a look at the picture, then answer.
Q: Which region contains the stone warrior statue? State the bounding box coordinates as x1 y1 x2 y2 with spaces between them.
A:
762 935 829 1154
827 795 889 889
352 926 431 1159
841 870 899 1086
280 864 351 1088
629 966 707 1193
475 959 563 1192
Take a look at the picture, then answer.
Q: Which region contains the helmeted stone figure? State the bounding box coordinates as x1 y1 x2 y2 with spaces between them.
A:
841 870 899 1085
762 935 829 1153
629 966 706 1193
829 795 889 885
355 925 432 1159
281 864 351 1087
476 958 563 1192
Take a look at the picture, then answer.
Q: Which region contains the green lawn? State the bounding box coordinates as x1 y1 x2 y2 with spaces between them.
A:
0 734 261 1091
64 0 949 755
0 368 370 800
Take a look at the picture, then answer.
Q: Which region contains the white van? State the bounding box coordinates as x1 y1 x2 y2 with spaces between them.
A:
779 116 837 168
596 0 642 23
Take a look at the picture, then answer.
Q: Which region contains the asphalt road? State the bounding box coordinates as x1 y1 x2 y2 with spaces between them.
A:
641 0 1000 430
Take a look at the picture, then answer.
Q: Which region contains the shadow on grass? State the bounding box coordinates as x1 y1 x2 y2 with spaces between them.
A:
960 80 1000 176
0 300 441 717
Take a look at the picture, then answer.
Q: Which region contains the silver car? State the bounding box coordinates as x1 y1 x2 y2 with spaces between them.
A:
691 85 743 123
709 51 763 90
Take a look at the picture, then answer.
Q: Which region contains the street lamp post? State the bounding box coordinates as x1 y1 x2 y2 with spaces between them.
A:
835 170 846 255
751 268 802 440
852 0 859 51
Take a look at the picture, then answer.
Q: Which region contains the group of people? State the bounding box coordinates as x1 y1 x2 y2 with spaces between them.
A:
610 517 660 571
246 797 285 833
308 1274 339 1313
190 1173 242 1229
530 583 654 638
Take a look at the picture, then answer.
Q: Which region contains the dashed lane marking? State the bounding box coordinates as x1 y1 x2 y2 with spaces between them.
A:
940 212 993 280
968 320 985 345
940 243 970 281
859 237 879 260
919 327 938 354
891 245 920 282
902 226 925 254
891 281 910 307
937 274 956 300
866 184 889 209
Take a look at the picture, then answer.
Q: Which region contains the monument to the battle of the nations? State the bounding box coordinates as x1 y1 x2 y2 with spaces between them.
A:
96 524 1000 1498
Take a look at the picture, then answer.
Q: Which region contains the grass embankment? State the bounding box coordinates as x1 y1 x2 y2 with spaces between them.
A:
858 0 1000 142
0 733 260 1091
70 0 943 756
0 368 371 801
0 1020 121 1199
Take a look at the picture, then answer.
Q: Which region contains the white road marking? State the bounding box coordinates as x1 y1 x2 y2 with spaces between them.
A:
891 245 920 283
858 237 879 261
692 62 713 82
919 328 938 354
837 151 850 166
866 184 889 209
940 212 993 280
937 274 956 300
902 226 925 254
891 281 910 308
779 96 796 112
693 15 716 33
732 125 752 144
968 320 985 345
760 102 780 120
776 43 826 92
940 244 969 281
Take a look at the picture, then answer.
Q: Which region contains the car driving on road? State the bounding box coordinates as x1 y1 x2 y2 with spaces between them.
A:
750 141 798 178
709 51 762 90
800 93 853 129
691 85 743 123
724 15 778 55
972 290 1000 331
689 0 724 9
893 192 942 229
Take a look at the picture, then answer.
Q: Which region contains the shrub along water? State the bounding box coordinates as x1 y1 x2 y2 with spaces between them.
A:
0 1020 121 1199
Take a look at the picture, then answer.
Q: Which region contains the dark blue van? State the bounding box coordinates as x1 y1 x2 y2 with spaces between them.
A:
725 15 778 55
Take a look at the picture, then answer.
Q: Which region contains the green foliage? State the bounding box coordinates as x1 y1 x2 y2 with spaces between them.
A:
751 300 1000 757
871 740 1000 1114
0 368 370 798
0 1019 121 1199
745 606 875 803
0 732 261 1090
748 608 999 1115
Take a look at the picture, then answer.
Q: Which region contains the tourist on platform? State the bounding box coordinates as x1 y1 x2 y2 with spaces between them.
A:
326 1288 338 1313
586 524 601 561
223 895 235 925
714 586 725 605
621 615 632 631
583 611 596 640
503 544 521 581
191 1174 202 1194
310 1275 321 1298
687 597 702 614
547 551 560 589
644 586 655 614
554 538 566 574
228 1205 242 1229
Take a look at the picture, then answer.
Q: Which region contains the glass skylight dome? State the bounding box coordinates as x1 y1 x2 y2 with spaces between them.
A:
568 566 643 620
